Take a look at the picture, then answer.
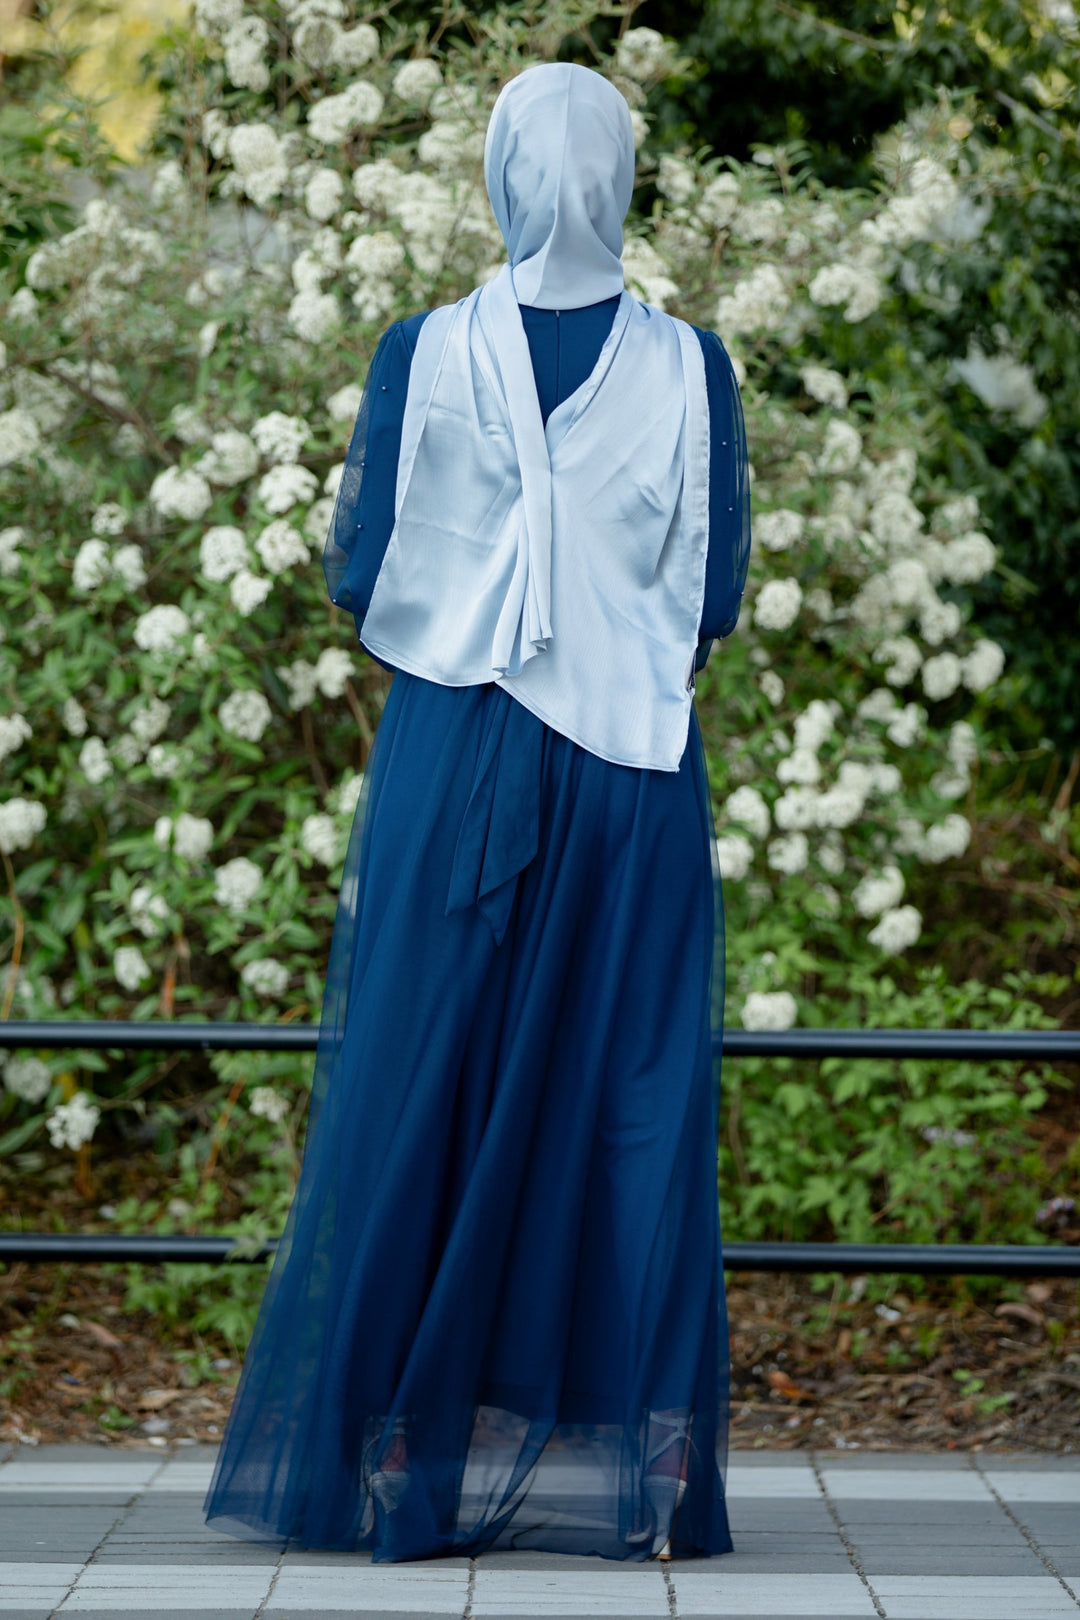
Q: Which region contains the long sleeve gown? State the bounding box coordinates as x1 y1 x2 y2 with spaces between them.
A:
202 295 752 1563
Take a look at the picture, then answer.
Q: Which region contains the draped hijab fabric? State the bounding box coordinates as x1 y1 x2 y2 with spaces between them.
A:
357 63 712 772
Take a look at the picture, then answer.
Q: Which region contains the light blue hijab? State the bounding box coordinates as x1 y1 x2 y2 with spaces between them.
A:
484 62 636 310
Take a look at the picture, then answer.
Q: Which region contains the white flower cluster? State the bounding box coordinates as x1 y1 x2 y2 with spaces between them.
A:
393 58 442 104
252 412 309 463
308 80 385 145
867 903 923 953
154 812 215 860
0 713 31 763
808 262 884 322
2 1054 52 1104
78 737 112 785
614 27 673 80
129 885 170 938
621 238 679 309
149 466 213 520
225 123 289 208
71 537 147 593
46 1091 101 1150
754 578 802 631
0 407 42 468
331 770 365 816
200 525 248 581
0 526 24 576
258 464 319 514
755 509 805 553
715 832 754 881
193 0 242 36
255 518 309 573
715 264 791 337
725 785 771 840
949 341 1047 428
852 865 905 917
0 797 46 853
223 14 270 93
248 1085 291 1123
741 990 798 1031
196 429 259 487
214 856 263 913
300 813 339 864
114 945 151 991
133 604 191 656
801 364 848 409
241 958 290 997
219 689 273 742
24 198 166 328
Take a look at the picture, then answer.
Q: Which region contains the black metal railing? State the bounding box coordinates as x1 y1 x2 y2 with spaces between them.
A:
2 1021 1078 1277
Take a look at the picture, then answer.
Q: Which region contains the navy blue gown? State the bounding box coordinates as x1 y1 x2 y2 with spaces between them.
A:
202 298 752 1563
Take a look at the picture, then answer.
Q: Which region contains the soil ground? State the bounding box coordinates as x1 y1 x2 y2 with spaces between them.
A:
1 1257 1076 1453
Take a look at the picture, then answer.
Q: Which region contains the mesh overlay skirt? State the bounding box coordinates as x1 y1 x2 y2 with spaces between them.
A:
202 670 732 1563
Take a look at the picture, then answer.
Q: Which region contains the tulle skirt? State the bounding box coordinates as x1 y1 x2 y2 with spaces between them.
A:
202 671 732 1562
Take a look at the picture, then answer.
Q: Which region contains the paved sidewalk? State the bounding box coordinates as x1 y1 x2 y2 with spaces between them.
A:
0 1444 1076 1618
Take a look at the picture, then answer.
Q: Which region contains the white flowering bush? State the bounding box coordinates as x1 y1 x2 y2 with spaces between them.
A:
0 1 1068 1259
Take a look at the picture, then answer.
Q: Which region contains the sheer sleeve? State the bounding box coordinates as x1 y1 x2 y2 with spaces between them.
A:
692 326 752 673
322 321 412 634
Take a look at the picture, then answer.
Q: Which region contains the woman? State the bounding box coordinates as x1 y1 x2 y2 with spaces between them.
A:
203 61 751 1565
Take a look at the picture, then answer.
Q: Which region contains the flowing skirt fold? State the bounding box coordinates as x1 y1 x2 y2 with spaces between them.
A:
202 672 732 1562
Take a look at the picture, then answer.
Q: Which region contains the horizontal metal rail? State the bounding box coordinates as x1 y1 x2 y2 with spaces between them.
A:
0 1233 1077 1275
2 1022 1077 1278
2 1020 1078 1060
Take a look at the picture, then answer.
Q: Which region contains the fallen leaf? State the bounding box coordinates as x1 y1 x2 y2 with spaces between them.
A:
767 1369 815 1402
83 1321 124 1349
994 1302 1045 1329
137 1389 185 1411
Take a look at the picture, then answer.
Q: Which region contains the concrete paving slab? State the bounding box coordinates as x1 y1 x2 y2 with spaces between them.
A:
829 1501 1014 1525
0 1463 158 1493
471 1569 667 1615
680 1553 856 1574
725 1503 837 1531
971 1453 1079 1470
148 1467 218 1493
270 1565 470 1613
58 1564 276 1611
726 1451 820 1466
725 1466 821 1498
0 1552 109 1565
93 1550 281 1565
821 1469 995 1501
855 1551 1050 1576
810 1452 979 1469
982 1470 1080 1503
265 1613 461 1620
865 1573 1080 1616
0 1563 83 1582
669 1572 877 1615
844 1525 1029 1548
